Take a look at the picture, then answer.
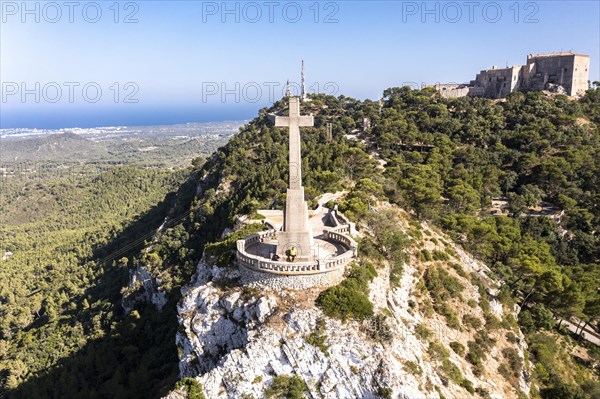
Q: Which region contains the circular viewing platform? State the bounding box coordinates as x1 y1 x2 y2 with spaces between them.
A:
236 228 356 275
236 207 358 276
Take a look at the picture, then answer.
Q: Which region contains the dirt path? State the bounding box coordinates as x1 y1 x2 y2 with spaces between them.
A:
560 318 600 346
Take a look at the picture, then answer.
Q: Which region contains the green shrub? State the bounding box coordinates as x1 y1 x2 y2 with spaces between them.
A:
403 361 422 376
498 285 514 307
316 263 375 321
304 317 329 356
540 382 590 399
421 298 434 317
449 341 465 356
502 347 523 380
460 378 475 394
338 196 369 221
415 323 431 340
441 358 463 384
252 376 263 384
389 260 404 287
378 387 392 399
506 332 517 343
175 378 206 399
463 314 483 330
432 250 450 261
316 285 373 321
484 312 502 330
466 341 485 376
348 261 377 284
449 262 467 278
474 329 496 351
498 363 512 381
364 313 393 342
264 375 307 399
428 342 450 360
424 266 465 327
465 330 495 377
424 267 464 300
408 228 423 240
501 313 518 330
249 212 266 220
438 303 460 329
358 237 384 261
470 274 491 313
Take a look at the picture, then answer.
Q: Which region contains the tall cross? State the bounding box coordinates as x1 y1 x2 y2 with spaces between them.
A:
274 97 314 190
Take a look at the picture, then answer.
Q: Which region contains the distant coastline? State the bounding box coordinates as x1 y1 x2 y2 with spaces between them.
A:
0 120 248 140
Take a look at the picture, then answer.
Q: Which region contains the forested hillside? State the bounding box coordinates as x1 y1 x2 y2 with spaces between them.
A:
2 87 599 398
179 88 599 398
0 134 226 397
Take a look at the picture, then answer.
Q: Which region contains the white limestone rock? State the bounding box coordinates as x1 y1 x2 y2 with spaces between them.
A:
176 264 278 378
121 265 167 313
172 256 431 399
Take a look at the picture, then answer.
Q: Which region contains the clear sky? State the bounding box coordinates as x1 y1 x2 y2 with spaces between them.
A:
1 0 599 128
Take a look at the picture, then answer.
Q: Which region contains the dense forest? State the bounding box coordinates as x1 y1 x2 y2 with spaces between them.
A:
0 135 225 398
1 87 599 398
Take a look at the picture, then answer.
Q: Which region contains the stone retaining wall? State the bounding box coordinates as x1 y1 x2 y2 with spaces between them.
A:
239 264 345 290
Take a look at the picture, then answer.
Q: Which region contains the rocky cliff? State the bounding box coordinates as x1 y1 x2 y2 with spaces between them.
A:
165 205 531 399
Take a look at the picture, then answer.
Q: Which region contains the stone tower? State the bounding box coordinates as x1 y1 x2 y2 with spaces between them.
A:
301 60 307 102
273 97 314 260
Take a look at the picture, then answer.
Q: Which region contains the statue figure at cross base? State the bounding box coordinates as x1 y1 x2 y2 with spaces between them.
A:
273 96 314 261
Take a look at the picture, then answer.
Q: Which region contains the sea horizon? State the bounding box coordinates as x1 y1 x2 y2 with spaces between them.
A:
0 103 263 131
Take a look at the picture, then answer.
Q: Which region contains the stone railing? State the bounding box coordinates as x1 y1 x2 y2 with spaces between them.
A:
332 224 350 234
322 249 355 270
327 207 356 236
236 230 277 253
324 228 358 256
236 228 357 276
236 239 320 275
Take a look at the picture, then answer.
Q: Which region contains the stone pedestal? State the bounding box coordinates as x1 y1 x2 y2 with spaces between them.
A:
276 187 314 260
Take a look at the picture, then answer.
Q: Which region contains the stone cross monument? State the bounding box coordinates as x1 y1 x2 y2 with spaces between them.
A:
274 96 314 260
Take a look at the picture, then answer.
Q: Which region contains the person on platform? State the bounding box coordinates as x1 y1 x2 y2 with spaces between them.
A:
289 246 297 262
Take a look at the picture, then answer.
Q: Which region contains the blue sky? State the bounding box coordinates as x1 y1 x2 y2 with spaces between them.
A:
1 0 599 128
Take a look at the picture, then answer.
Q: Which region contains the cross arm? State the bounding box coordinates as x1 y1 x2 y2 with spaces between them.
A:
297 115 314 127
273 116 290 127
